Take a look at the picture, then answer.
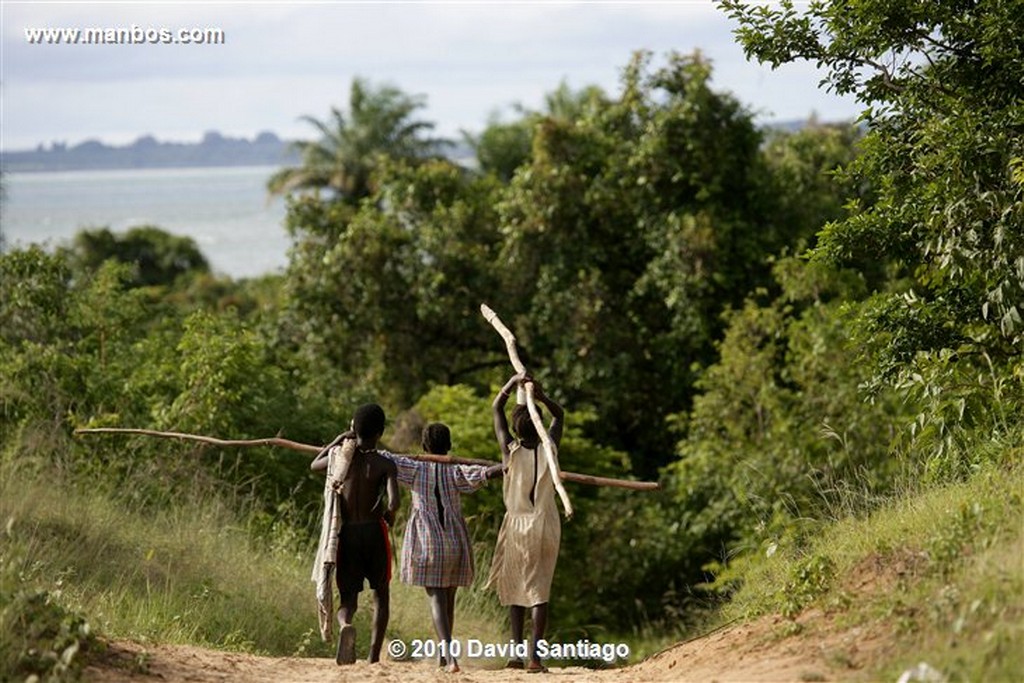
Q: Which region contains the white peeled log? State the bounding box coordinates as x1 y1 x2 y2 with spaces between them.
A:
480 303 573 518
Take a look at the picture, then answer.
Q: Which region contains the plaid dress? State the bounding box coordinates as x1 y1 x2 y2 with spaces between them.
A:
390 455 490 587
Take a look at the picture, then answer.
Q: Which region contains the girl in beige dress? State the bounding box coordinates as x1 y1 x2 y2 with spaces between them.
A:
486 373 564 673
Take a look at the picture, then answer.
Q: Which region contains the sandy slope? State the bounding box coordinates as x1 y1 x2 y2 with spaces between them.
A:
83 610 893 683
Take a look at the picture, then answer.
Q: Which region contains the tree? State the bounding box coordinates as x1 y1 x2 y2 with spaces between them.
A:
667 258 908 550
721 0 1024 468
462 114 532 182
267 78 450 204
67 225 209 288
0 170 6 254
760 122 866 253
464 81 610 182
496 51 799 475
279 50 864 483
281 158 506 408
0 246 73 347
0 248 150 430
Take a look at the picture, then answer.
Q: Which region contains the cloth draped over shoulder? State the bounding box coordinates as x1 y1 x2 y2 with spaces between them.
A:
389 455 490 587
486 441 561 607
311 438 355 642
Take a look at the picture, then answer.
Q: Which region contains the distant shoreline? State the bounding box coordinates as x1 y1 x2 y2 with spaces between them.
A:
5 164 287 176
2 131 301 174
3 119 821 174
4 162 291 174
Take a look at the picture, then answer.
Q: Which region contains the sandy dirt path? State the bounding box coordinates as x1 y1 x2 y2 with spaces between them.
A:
83 610 892 683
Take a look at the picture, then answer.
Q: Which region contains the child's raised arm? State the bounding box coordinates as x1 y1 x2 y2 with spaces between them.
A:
310 430 353 471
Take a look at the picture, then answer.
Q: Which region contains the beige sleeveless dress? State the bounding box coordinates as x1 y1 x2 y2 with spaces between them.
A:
486 441 561 606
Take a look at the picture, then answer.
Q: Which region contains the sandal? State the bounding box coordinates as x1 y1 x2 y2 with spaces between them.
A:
526 661 549 674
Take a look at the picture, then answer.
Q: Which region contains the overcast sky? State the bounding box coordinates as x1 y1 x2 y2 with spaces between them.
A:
1 1 862 152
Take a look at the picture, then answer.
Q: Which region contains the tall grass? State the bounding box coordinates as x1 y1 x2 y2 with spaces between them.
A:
0 432 505 679
715 457 1024 681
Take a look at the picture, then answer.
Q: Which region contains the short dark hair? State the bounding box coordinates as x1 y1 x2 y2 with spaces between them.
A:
511 404 541 442
352 403 386 440
421 423 451 455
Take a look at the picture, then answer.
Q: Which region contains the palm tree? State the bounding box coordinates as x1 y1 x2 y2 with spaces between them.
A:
540 80 607 122
267 78 449 203
0 169 6 253
462 80 609 181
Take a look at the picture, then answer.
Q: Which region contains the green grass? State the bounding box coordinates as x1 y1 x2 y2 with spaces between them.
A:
6 432 1020 682
716 461 1024 681
0 441 506 680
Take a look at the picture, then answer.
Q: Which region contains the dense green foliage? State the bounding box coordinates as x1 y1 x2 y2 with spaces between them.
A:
3 4 1022 672
281 159 507 408
721 0 1024 473
67 226 210 288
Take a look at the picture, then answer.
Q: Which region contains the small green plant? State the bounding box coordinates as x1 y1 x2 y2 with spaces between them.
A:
4 588 95 682
926 501 988 577
779 621 804 638
290 627 319 657
780 554 836 619
130 650 152 674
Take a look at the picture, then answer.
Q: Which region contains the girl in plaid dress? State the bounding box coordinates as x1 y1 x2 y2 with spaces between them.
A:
390 423 502 672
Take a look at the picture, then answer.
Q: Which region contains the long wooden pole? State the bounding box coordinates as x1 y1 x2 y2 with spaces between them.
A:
480 303 574 518
401 452 658 491
74 427 321 453
73 427 659 491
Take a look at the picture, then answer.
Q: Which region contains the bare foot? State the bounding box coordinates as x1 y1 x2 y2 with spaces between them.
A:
526 659 548 674
335 625 356 666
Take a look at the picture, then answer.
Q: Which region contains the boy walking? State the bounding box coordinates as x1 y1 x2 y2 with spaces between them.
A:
310 403 399 665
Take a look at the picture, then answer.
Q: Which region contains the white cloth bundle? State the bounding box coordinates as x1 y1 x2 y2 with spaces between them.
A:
311 438 355 642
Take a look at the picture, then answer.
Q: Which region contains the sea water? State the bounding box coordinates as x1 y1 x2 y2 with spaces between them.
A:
0 166 291 279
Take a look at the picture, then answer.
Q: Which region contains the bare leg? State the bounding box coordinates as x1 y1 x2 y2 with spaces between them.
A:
528 603 549 672
446 587 457 637
447 588 460 671
337 592 358 627
510 604 526 643
336 592 359 665
427 587 459 671
369 584 389 663
426 588 450 665
507 605 526 668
